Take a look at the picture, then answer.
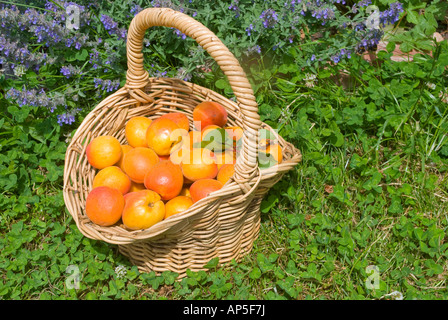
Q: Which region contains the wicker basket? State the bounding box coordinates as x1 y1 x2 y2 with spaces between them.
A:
63 7 302 278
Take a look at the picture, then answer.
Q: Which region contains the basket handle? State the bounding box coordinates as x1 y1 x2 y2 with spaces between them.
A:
125 7 262 187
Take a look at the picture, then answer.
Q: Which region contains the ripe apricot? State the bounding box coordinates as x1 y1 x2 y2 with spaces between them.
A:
159 112 190 131
122 190 165 230
92 166 132 195
225 126 244 142
188 130 202 149
169 134 190 165
85 186 125 227
201 125 222 139
143 160 184 201
189 179 224 203
115 144 134 171
125 116 153 148
180 148 218 182
193 101 228 131
215 150 236 170
146 117 184 156
164 195 194 219
129 181 147 192
122 147 159 184
86 135 122 170
217 163 235 185
179 186 191 197
259 139 283 167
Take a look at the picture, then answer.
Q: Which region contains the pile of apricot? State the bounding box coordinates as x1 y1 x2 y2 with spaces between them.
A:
84 101 283 230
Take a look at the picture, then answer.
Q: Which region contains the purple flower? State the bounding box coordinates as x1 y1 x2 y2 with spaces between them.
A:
6 86 65 112
355 28 383 53
358 0 372 7
379 2 403 27
130 4 143 16
60 65 81 78
246 24 254 36
100 14 127 40
94 78 120 92
173 28 187 40
228 0 240 18
311 6 335 25
245 45 261 56
260 9 278 29
330 48 352 64
57 107 81 126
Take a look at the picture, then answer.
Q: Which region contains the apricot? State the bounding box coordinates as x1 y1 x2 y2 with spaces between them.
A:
201 125 222 139
85 186 125 227
189 179 224 203
201 125 232 154
122 147 159 184
215 150 236 170
159 112 190 131
86 135 122 170
180 148 218 182
164 195 194 219
125 116 153 148
122 190 165 230
217 163 235 185
259 139 283 167
129 181 147 192
143 160 184 201
169 134 190 165
188 130 202 149
146 117 184 156
225 126 244 142
193 101 227 131
179 186 191 197
92 166 132 195
115 144 134 171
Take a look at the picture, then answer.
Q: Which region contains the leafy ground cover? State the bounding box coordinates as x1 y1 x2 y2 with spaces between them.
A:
1 0 448 300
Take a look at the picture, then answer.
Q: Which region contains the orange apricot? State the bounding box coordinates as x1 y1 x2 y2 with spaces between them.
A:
179 186 191 197
143 160 184 201
193 101 228 131
129 181 147 192
215 150 236 170
164 195 194 219
125 116 153 148
146 117 184 156
122 147 159 184
86 135 122 170
180 148 218 182
115 144 134 171
189 179 224 203
85 186 125 227
259 139 283 166
122 190 165 230
92 166 132 195
217 163 235 185
159 112 190 131
225 126 244 143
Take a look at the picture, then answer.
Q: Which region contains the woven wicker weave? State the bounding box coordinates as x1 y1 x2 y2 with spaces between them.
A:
63 7 302 278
